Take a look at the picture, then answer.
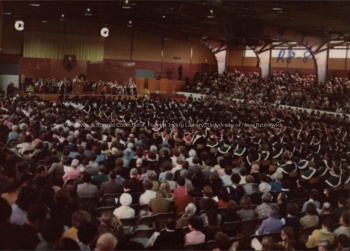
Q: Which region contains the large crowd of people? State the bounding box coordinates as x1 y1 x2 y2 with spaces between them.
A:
184 70 350 113
23 76 138 96
0 70 349 250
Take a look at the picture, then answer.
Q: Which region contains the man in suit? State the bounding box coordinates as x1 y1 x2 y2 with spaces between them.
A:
100 171 123 197
129 168 143 193
149 190 172 215
77 173 99 199
150 218 183 249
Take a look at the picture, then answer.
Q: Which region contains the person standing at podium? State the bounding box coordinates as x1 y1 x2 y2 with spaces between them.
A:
178 65 183 80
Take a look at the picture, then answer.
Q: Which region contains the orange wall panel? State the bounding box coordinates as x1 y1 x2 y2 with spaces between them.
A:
148 79 157 93
159 79 168 94
136 78 145 93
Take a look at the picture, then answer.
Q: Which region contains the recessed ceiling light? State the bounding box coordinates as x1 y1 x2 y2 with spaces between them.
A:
42 20 48 23
162 15 166 18
29 3 40 7
14 20 25 31
2 12 12 15
85 8 92 16
207 9 215 18
273 7 282 11
123 0 131 9
127 20 132 28
100 27 109 37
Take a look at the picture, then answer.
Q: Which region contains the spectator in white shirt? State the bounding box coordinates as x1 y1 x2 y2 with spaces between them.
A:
221 167 233 187
259 173 271 193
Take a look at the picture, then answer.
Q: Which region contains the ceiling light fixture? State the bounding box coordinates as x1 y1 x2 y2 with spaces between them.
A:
127 20 132 28
122 0 131 9
85 8 92 16
14 20 25 31
100 27 109 37
207 9 215 18
162 15 166 18
29 3 40 7
273 7 282 11
60 13 65 21
42 20 48 23
2 12 12 15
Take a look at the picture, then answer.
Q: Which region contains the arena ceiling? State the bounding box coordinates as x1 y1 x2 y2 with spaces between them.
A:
2 0 350 49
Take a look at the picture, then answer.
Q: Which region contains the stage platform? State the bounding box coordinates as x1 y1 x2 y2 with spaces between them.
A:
22 93 187 102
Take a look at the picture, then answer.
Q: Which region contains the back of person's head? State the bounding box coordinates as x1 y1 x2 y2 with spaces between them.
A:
185 203 197 216
268 204 280 217
130 168 138 177
77 222 98 245
218 188 230 202
177 176 186 186
55 238 81 250
189 149 196 157
16 186 37 211
224 166 233 176
96 233 118 250
40 218 64 243
338 197 347 206
0 197 11 224
143 179 153 190
309 189 319 200
176 157 184 165
98 165 106 174
185 183 194 195
231 173 241 184
71 159 79 167
246 175 255 183
120 193 132 206
261 236 274 251
261 193 272 203
240 196 251 209
192 156 200 165
202 186 213 197
322 217 332 229
180 169 188 178
215 232 230 251
27 204 49 225
338 234 350 249
109 171 117 180
123 179 131 190
71 210 91 228
286 202 298 217
227 200 238 213
100 211 113 226
341 211 350 226
240 167 247 176
82 173 92 183
206 209 218 226
306 203 318 216
188 215 203 231
165 217 176 230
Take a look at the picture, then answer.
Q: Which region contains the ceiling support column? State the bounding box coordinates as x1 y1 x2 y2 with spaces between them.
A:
256 49 271 79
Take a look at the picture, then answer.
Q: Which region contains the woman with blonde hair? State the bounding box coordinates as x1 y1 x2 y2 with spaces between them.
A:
160 182 173 201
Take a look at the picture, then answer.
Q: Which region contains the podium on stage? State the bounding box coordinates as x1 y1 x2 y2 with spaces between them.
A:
72 82 84 95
